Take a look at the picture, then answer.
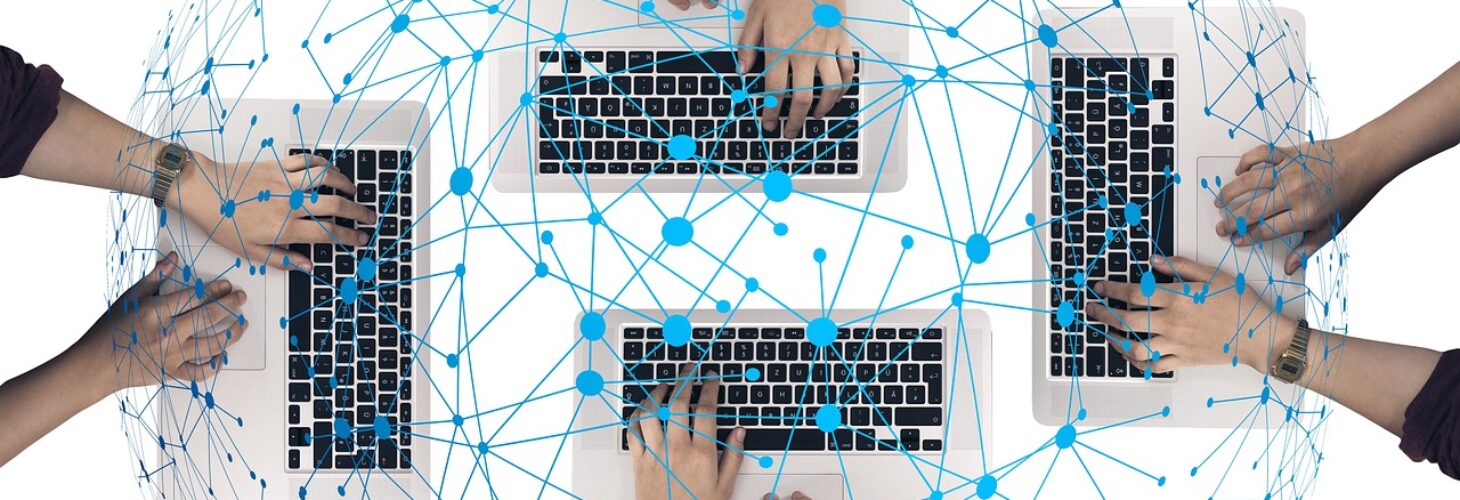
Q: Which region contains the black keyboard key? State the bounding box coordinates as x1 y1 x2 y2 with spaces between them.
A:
743 429 824 451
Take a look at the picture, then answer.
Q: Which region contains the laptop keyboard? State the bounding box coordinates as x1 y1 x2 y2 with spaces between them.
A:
1046 56 1177 380
284 147 418 471
620 324 946 453
534 49 863 177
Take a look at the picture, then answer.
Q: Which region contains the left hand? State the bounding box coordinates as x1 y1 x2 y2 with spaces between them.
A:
1084 256 1298 374
169 152 377 271
631 365 747 500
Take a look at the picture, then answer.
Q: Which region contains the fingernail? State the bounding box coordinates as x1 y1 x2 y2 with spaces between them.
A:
734 427 746 440
706 370 719 378
213 281 233 293
235 290 248 302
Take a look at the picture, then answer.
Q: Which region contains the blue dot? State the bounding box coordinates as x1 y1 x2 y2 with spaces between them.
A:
1158 476 1167 487
520 93 532 106
976 474 997 499
1037 24 1058 47
900 235 914 249
811 4 842 27
715 300 731 313
657 407 671 420
340 278 358 302
450 167 473 196
1234 275 1246 295
334 417 351 439
1078 408 1088 420
1023 79 1035 91
813 248 827 263
664 315 691 347
1140 271 1156 297
541 231 555 245
668 134 695 160
1056 301 1074 329
730 89 748 104
745 278 760 292
1073 272 1087 287
815 404 841 432
358 258 377 281
580 313 606 340
935 65 949 78
453 414 465 426
204 392 215 408
758 456 773 469
773 223 789 236
731 9 745 20
745 367 761 382
763 170 792 202
662 217 694 246
289 189 304 210
1055 424 1075 448
220 199 236 218
640 1 654 13
587 211 603 225
902 74 917 87
455 263 466 277
1125 203 1142 226
374 415 391 438
1235 216 1248 237
576 370 604 396
478 441 489 454
964 234 991 263
951 292 963 305
807 317 836 347
1025 213 1037 226
765 95 779 108
1260 386 1271 404
553 32 566 44
946 26 959 38
390 14 410 34
535 262 549 278
445 353 458 368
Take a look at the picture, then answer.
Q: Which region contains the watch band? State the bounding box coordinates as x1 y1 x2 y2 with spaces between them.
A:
1271 318 1311 384
152 143 190 208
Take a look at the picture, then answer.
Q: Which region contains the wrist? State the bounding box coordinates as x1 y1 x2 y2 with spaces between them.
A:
1240 316 1300 373
57 332 121 403
163 148 210 215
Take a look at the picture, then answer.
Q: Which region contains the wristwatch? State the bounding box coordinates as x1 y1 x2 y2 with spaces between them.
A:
1271 318 1312 384
151 143 192 208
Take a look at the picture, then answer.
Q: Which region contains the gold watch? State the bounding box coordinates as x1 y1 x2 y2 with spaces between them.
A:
151 143 192 208
1271 319 1311 384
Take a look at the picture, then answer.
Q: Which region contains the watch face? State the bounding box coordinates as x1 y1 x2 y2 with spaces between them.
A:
162 148 185 166
1276 356 1304 379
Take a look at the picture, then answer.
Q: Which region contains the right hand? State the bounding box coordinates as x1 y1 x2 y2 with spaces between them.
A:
1212 136 1378 275
81 252 249 393
631 365 746 500
735 0 854 139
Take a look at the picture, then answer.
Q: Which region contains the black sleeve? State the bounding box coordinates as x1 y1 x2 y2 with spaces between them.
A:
0 45 65 178
1399 349 1460 479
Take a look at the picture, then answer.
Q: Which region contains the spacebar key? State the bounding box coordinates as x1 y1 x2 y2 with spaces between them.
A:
742 429 824 451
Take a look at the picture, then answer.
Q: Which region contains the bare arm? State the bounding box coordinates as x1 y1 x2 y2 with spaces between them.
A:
0 331 113 467
1292 330 1440 436
1350 61 1460 180
21 90 154 197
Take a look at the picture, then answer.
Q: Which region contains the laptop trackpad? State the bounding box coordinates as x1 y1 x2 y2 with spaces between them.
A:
638 3 737 29
161 247 268 371
732 474 843 500
1194 157 1302 288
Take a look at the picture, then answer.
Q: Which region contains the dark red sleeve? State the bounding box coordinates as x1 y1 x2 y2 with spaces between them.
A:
0 45 64 178
1399 349 1460 479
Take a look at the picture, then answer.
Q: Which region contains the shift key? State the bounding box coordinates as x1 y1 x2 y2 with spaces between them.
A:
895 407 943 426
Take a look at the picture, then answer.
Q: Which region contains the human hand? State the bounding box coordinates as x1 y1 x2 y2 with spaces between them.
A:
736 0 853 138
632 365 747 500
80 252 249 394
763 492 812 500
1084 256 1298 374
169 152 376 271
1212 136 1378 275
665 0 719 10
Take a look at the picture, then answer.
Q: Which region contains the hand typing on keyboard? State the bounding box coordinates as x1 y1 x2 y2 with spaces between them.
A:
168 151 377 271
730 0 854 139
1084 256 1298 375
631 365 747 500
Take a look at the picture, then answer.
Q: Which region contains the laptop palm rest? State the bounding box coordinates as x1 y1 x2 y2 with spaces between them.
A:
160 245 268 371
732 474 844 500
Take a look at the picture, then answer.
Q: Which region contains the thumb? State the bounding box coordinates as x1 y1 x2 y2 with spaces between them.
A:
1285 231 1327 275
718 427 748 496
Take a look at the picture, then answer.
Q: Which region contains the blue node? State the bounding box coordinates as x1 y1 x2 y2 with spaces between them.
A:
657 407 671 421
553 32 567 44
902 74 917 87
340 277 358 303
640 1 654 13
289 189 304 210
1246 51 1257 67
587 211 603 225
1207 397 1215 408
662 217 694 246
758 456 774 469
807 317 837 347
731 9 746 21
1097 195 1109 209
390 14 410 33
1055 424 1076 448
520 92 532 106
664 315 692 347
976 474 998 499
445 353 458 368
1234 276 1245 295
1190 466 1199 477
765 95 779 108
453 414 465 427
1073 271 1087 287
1023 79 1035 91
935 65 949 78
455 263 466 277
1124 203 1142 226
745 367 761 382
351 255 372 280
1077 408 1087 420
763 170 792 202
811 4 842 27
1037 24 1058 47
259 189 272 202
964 233 991 264
1255 91 1266 110
1162 406 1171 417
715 300 731 313
951 292 963 305
1235 216 1248 237
576 369 604 396
946 26 959 38
815 404 841 432
745 277 760 292
773 223 789 236
535 262 549 278
478 441 489 454
813 248 827 263
930 492 944 500
1056 301 1074 329
541 231 555 245
374 414 391 438
730 89 748 104
204 392 215 409
194 278 205 299
439 55 452 67
450 167 473 196
580 312 606 341
334 417 350 439
1158 476 1167 486
1025 213 1036 226
901 235 914 249
1260 385 1271 404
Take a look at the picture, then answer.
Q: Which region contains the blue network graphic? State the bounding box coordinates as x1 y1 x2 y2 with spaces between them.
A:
100 0 1349 498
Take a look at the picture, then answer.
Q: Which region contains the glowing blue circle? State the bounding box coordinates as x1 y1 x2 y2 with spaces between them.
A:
965 234 991 263
807 317 837 347
976 474 998 499
1055 424 1075 448
450 167 473 196
390 14 410 34
580 313 606 341
1056 301 1074 329
662 217 694 246
1037 24 1058 47
811 4 842 27
815 404 841 432
763 170 792 202
576 370 604 396
664 315 691 347
668 134 695 160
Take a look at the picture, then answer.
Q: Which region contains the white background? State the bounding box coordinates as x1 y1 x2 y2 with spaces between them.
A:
2 0 1458 498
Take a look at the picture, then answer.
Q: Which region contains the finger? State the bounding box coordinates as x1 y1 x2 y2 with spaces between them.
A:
838 41 855 96
281 219 370 246
759 59 789 132
1092 280 1171 308
791 492 811 500
628 418 646 458
180 320 247 360
763 495 779 500
156 279 232 317
283 153 329 172
1085 303 1164 334
702 0 718 8
258 244 313 272
179 354 225 381
176 290 248 336
693 371 722 450
811 56 844 119
736 9 765 75
291 166 357 195
717 428 747 497
667 364 696 445
667 0 691 10
1285 230 1327 276
1128 353 1182 374
635 382 672 452
1234 144 1287 176
782 57 816 139
1154 255 1216 283
1235 212 1301 247
304 195 378 225
1214 167 1279 216
127 252 179 301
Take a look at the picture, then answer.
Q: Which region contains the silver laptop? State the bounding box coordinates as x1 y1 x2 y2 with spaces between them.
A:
1029 7 1309 428
572 308 992 499
153 99 434 497
486 1 910 193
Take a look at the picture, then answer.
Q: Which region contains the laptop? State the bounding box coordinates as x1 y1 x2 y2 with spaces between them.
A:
1029 7 1310 428
572 308 992 499
153 99 434 497
486 1 910 193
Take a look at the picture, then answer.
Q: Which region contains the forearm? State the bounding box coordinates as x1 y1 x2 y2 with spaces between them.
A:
1290 330 1441 437
1348 61 1460 181
0 340 111 467
19 90 157 197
